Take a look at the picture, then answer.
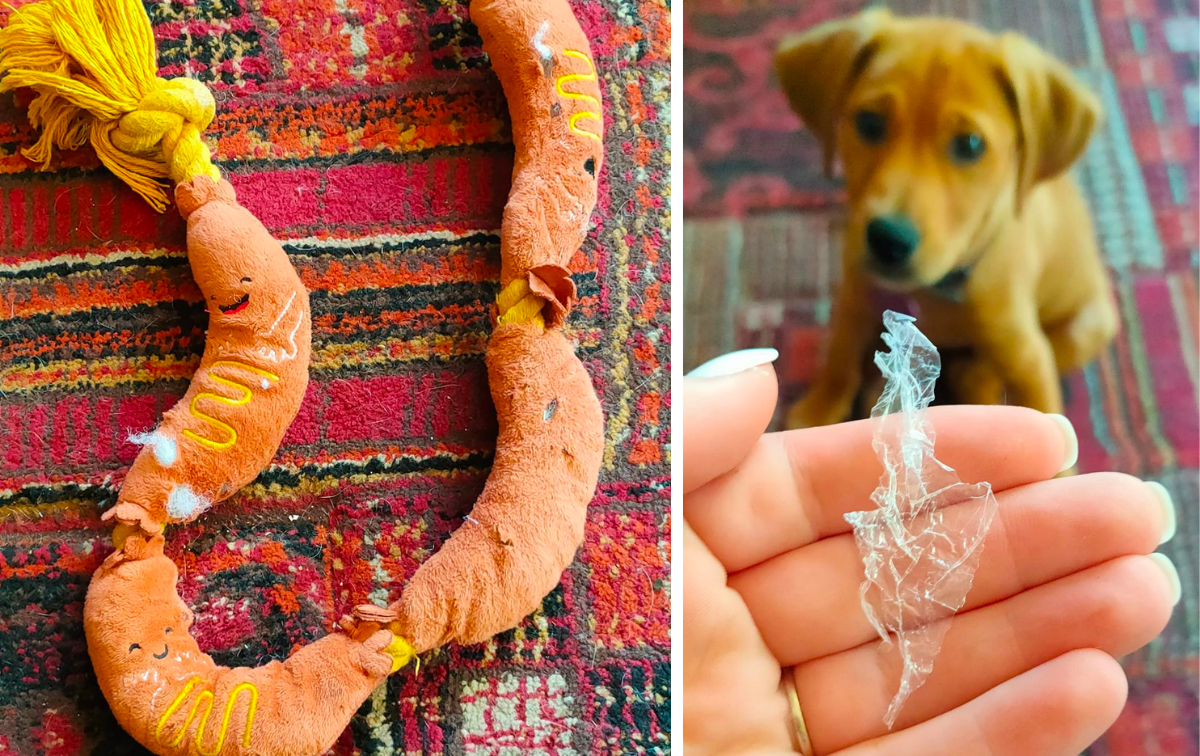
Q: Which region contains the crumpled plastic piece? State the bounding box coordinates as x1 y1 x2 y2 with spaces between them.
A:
844 311 998 728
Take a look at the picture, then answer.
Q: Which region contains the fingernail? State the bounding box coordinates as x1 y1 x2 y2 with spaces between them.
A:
1148 553 1182 606
1146 482 1176 545
1046 414 1078 473
688 348 779 378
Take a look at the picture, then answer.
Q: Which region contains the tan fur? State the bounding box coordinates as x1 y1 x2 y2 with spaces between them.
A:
776 10 1117 427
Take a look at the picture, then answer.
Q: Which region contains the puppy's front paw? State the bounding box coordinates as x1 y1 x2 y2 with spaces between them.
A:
785 388 854 429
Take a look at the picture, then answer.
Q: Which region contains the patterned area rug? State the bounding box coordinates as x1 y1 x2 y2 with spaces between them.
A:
0 0 670 753
683 0 1198 754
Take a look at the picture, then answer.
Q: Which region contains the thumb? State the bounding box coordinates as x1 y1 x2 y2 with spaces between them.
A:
682 349 780 494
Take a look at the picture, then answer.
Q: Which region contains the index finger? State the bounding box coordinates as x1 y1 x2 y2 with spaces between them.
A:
685 405 1077 573
681 360 779 494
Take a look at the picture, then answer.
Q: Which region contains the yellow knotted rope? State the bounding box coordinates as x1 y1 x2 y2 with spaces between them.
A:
0 0 220 212
495 278 546 329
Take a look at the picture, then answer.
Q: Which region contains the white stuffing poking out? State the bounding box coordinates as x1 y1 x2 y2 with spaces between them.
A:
532 20 552 62
166 485 210 520
128 430 178 468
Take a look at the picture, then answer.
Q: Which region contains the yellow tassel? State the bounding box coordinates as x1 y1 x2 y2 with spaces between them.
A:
495 278 546 329
0 0 220 212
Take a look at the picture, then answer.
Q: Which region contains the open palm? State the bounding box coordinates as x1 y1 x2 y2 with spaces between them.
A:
682 361 1178 756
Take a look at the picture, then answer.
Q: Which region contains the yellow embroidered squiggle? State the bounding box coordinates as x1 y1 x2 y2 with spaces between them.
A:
155 677 258 754
182 361 280 451
555 50 602 142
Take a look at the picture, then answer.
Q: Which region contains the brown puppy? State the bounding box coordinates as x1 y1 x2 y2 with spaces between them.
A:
777 9 1117 427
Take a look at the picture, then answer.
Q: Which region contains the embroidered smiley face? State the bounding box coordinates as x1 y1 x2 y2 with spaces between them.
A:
128 625 175 661
211 277 253 317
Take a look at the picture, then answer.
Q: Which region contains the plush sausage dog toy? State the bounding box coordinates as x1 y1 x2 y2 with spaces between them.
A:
378 0 606 654
0 0 604 751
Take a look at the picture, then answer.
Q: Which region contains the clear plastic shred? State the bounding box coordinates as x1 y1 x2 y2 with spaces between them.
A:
844 311 998 728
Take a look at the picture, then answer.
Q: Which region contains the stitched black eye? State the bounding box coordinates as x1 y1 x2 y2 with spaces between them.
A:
129 643 141 653
854 110 887 144
950 132 986 164
584 157 595 177
240 277 251 283
165 627 172 633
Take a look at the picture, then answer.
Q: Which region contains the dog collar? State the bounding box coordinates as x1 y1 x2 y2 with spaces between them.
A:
867 264 969 319
929 266 971 302
928 218 1005 304
869 287 922 319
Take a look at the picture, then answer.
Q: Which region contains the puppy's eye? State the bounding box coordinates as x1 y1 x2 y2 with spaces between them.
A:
128 643 141 653
950 132 986 164
854 110 887 144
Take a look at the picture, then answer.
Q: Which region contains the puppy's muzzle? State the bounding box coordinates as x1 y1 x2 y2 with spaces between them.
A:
866 215 920 271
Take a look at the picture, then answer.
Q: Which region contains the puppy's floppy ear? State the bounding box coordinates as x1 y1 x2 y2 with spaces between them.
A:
775 8 890 177
995 33 1101 209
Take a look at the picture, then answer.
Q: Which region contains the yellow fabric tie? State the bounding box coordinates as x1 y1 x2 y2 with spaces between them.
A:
382 634 417 674
495 278 546 329
0 0 221 212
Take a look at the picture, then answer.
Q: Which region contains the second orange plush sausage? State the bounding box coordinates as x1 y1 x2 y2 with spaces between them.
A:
392 324 604 650
364 0 608 652
107 177 312 535
475 0 604 311
85 534 400 756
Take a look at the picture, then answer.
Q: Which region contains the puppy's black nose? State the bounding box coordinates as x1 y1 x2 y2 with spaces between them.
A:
866 215 920 267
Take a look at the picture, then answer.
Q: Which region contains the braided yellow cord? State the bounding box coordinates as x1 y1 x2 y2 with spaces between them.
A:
495 279 546 329
0 0 220 212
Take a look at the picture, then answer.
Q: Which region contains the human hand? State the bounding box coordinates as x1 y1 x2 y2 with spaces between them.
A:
682 351 1179 756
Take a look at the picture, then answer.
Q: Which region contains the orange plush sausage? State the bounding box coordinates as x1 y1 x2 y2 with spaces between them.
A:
473 0 604 298
107 177 311 535
390 325 604 650
85 535 400 756
372 0 607 652
0 2 311 537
